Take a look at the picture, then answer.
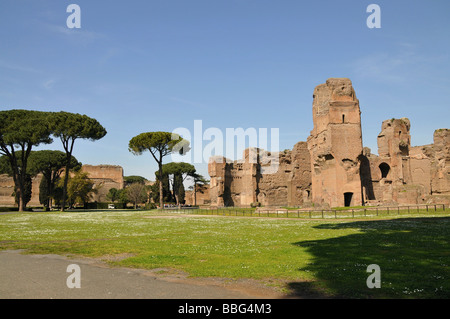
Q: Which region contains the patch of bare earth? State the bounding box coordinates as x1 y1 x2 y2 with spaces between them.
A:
90 253 289 298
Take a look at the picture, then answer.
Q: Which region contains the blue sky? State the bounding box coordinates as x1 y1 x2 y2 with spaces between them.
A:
1 0 449 182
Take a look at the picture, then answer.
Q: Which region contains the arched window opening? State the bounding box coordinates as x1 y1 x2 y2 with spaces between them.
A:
379 163 390 179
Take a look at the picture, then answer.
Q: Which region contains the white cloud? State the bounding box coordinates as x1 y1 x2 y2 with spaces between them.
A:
43 79 56 89
43 23 105 45
350 47 450 88
350 52 413 83
0 59 40 74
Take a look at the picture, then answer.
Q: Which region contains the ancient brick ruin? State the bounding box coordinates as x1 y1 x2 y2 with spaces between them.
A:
1 78 448 209
208 143 311 208
209 78 450 208
81 165 124 203
0 165 124 207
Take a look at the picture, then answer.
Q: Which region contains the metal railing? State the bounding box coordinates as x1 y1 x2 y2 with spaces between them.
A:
173 204 447 219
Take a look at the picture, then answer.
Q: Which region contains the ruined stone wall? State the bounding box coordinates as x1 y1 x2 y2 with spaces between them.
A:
431 129 450 195
208 151 258 207
307 78 363 207
208 156 227 207
80 165 124 203
409 144 432 200
377 118 412 184
207 78 449 208
184 187 210 206
0 174 43 207
0 174 14 206
0 165 124 207
257 142 311 207
208 143 311 207
362 122 449 206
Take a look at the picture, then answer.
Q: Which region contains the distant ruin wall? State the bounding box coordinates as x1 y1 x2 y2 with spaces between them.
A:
81 165 124 203
208 142 312 208
0 164 124 207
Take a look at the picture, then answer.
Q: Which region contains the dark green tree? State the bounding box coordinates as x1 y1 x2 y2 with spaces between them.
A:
159 162 196 206
124 175 147 186
0 110 52 211
128 132 189 209
190 173 209 206
148 177 172 204
28 150 81 209
49 112 106 211
0 154 33 209
14 173 32 208
59 171 97 208
117 188 129 206
106 188 119 203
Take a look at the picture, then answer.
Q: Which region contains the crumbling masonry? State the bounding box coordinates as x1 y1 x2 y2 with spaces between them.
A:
208 78 450 208
0 165 124 207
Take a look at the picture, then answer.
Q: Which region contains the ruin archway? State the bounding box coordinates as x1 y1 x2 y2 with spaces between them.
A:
344 192 353 207
379 163 390 179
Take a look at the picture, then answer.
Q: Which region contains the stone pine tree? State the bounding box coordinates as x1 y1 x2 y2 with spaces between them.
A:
0 110 53 211
49 112 107 211
159 162 196 206
128 132 190 209
190 172 209 206
28 150 82 210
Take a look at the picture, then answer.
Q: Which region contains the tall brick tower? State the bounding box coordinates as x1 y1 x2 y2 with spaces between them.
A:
307 78 364 207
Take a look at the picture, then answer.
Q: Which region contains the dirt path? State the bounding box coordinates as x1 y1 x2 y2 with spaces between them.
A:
0 250 285 299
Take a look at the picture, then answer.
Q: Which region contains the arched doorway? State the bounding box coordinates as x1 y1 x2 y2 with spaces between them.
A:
344 192 353 207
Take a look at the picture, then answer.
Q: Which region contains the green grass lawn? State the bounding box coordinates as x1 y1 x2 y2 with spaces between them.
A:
0 209 449 298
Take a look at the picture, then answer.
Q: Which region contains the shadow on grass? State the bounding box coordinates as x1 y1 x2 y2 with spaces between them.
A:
287 217 450 299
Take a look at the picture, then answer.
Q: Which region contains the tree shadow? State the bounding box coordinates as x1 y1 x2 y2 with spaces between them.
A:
288 217 450 299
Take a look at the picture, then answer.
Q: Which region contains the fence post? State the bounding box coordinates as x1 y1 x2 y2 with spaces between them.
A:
426 205 429 212
434 205 437 212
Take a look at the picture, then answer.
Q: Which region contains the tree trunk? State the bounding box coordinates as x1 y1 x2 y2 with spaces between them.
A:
61 139 75 212
158 164 163 209
46 173 52 209
17 186 24 212
61 162 70 212
10 161 23 212
17 168 27 212
194 182 197 206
